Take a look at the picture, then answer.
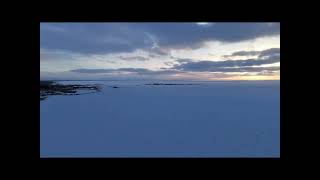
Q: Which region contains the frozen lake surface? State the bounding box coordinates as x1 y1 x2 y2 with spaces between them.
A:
40 80 280 157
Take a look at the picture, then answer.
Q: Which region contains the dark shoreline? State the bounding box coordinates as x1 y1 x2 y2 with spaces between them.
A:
40 81 101 101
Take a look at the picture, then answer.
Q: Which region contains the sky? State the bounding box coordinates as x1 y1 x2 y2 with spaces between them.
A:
40 22 280 81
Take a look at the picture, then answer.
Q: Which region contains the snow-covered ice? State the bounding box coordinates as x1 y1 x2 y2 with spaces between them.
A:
40 80 280 157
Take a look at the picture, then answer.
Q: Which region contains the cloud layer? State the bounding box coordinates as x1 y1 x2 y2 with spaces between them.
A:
40 23 280 80
172 48 280 72
41 23 280 54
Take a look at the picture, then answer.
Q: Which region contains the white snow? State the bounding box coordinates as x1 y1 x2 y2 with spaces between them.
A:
40 80 280 157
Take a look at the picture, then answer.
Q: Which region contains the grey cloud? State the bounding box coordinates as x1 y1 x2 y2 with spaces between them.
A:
41 23 280 55
225 66 280 72
70 65 279 76
259 48 280 58
223 48 280 58
71 68 150 74
40 49 80 62
174 64 279 73
257 70 280 76
119 56 149 61
172 54 280 72
41 23 151 54
176 59 194 63
163 61 175 66
147 47 170 56
70 69 116 73
70 68 179 75
139 23 280 49
174 56 279 70
149 54 157 58
231 50 261 56
70 51 280 74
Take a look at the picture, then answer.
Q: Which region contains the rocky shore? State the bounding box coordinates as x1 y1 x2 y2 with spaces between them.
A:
40 81 102 101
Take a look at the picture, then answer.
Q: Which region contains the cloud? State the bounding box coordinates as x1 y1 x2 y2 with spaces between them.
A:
223 48 280 58
40 23 150 54
70 63 279 77
148 47 170 56
61 68 184 80
70 68 147 74
176 59 194 63
139 23 280 49
163 61 175 66
118 56 149 61
41 23 280 55
173 54 280 72
174 64 280 73
70 68 179 75
40 23 280 80
230 50 261 57
258 48 280 58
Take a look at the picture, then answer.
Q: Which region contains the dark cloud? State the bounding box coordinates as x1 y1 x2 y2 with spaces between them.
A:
223 48 280 58
176 59 194 63
119 56 149 61
224 66 280 72
163 61 175 66
70 68 179 75
259 48 280 58
40 23 150 54
41 23 280 54
149 54 157 58
70 64 279 76
173 64 279 73
147 47 170 56
173 55 280 72
138 23 280 49
70 48 280 75
231 50 261 56
70 69 115 73
71 68 149 74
